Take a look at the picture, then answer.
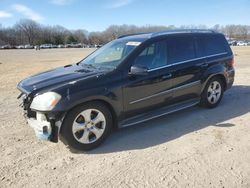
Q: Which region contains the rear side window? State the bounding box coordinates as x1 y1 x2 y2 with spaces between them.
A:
168 36 195 64
203 35 227 56
194 37 205 58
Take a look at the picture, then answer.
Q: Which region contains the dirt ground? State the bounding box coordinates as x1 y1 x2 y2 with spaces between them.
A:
0 47 250 188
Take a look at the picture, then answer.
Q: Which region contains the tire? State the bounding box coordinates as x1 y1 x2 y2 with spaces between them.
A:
60 102 113 151
200 77 225 108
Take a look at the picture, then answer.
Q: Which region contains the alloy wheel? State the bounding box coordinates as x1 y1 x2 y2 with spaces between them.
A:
72 109 106 144
207 81 222 104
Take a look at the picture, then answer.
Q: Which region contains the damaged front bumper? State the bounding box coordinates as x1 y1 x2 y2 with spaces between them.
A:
25 111 63 142
27 112 52 140
18 91 63 143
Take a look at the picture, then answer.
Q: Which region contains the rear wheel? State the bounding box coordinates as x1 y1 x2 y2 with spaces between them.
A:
200 77 224 108
61 102 113 151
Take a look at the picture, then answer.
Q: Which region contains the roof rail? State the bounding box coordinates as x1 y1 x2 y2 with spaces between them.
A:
118 32 152 39
118 29 217 39
152 29 216 37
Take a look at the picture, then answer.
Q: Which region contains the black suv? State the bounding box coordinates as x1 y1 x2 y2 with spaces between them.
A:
17 30 235 151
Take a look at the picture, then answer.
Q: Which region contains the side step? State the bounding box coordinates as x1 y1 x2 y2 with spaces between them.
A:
119 98 200 128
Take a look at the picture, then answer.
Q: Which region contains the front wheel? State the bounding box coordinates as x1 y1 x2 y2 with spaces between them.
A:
200 77 224 108
60 102 113 151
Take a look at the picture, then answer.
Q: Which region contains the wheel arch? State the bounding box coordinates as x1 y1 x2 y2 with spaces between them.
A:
201 73 227 93
60 98 119 133
201 63 228 93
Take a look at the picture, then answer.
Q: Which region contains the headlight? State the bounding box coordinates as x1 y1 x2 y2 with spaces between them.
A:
30 92 61 111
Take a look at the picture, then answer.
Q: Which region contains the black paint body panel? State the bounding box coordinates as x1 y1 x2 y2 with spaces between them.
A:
17 31 235 131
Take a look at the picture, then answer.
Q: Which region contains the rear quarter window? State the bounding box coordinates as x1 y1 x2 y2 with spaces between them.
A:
203 35 227 56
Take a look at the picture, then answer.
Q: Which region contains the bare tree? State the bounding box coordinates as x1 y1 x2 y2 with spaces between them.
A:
15 19 40 45
1 20 250 46
213 24 221 32
73 30 88 44
236 25 248 40
0 25 4 45
88 32 103 45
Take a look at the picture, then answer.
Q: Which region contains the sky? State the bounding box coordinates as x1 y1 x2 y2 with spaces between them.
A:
0 0 250 31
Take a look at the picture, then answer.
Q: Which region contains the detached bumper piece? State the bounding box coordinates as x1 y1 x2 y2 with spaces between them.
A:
27 112 52 140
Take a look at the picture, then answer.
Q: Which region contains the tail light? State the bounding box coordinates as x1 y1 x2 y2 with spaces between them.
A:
228 57 234 67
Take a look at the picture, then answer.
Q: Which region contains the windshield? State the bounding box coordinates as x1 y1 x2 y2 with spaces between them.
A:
80 38 143 70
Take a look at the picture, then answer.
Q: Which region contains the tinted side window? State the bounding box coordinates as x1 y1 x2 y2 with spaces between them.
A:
168 36 196 64
203 35 227 56
194 37 205 58
134 41 167 70
139 44 155 56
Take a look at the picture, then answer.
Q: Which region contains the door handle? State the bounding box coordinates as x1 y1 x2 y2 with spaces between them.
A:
161 73 172 79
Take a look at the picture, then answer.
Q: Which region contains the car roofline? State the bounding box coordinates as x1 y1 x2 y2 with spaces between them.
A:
118 29 218 40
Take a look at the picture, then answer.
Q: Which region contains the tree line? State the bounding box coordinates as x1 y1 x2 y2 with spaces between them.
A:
0 19 250 46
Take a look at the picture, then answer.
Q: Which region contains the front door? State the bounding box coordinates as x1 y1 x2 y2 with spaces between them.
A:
122 40 173 118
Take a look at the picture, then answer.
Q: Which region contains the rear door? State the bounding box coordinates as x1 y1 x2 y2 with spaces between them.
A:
167 35 204 102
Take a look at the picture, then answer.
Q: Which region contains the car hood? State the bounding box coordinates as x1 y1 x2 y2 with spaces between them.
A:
17 64 105 94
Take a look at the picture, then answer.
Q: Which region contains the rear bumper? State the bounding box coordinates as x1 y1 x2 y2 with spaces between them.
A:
226 68 235 90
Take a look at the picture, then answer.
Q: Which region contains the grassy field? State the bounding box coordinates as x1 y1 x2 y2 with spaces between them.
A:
0 47 250 187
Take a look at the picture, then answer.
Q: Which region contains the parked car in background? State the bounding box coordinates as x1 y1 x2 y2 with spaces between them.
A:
40 44 53 49
25 44 34 49
89 44 97 48
96 44 103 48
17 30 235 151
82 44 88 48
34 45 40 50
65 43 82 48
16 45 25 49
57 44 64 48
237 41 248 46
0 45 11 49
228 40 237 46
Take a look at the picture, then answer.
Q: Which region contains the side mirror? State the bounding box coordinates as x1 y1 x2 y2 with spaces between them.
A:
129 65 148 76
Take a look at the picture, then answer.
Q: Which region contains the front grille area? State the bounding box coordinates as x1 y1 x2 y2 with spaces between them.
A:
18 93 31 110
18 92 35 118
23 95 32 110
27 109 36 118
